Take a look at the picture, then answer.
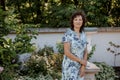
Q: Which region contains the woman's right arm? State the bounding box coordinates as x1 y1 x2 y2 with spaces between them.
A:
64 42 86 66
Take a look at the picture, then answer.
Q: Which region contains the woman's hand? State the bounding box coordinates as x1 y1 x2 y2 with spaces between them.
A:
80 65 85 77
80 59 87 66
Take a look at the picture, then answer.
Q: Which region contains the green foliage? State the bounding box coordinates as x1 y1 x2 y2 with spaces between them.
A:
0 8 10 37
23 53 48 77
84 0 108 27
15 74 53 80
43 4 76 28
87 45 96 60
16 45 62 79
0 8 38 65
18 48 62 79
0 38 16 66
37 45 54 56
49 71 61 80
4 9 38 54
107 41 120 66
110 0 120 27
56 42 64 54
5 0 120 27
94 62 116 80
0 9 38 79
0 64 18 80
49 53 63 80
13 25 37 54
50 53 63 71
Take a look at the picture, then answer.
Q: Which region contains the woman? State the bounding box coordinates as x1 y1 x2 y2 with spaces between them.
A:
62 10 88 80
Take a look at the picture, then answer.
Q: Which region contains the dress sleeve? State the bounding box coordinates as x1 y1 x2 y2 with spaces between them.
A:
62 33 70 43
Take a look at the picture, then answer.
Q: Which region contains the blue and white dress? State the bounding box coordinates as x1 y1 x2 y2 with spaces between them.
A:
62 28 87 80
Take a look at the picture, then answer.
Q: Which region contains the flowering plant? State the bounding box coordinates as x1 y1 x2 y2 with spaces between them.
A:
0 66 4 73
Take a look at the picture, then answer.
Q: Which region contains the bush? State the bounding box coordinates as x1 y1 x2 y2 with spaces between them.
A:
94 62 116 80
14 74 53 80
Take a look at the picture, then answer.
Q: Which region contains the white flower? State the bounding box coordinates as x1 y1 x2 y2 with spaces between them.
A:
0 66 4 73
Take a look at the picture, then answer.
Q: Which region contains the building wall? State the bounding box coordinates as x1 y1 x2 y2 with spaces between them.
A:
90 32 120 66
6 28 120 66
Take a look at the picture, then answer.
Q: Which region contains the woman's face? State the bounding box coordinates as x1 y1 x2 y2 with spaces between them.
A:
73 15 83 29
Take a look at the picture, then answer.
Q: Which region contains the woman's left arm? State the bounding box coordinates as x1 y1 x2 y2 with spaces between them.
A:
80 32 88 77
83 47 88 62
80 47 88 77
83 32 88 64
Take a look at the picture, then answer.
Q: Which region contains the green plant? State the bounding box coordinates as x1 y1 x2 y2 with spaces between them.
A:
107 41 120 66
0 8 38 66
0 38 19 80
19 53 48 77
37 45 54 56
13 25 38 54
0 8 10 37
4 8 38 54
94 62 116 80
14 74 53 80
49 71 61 80
0 38 16 66
87 44 96 60
0 9 20 79
56 42 64 54
17 45 62 79
0 64 18 80
0 8 38 79
49 53 63 71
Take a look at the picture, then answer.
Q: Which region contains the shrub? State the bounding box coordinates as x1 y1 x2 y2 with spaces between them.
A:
37 45 54 56
14 74 53 80
94 62 116 80
87 44 96 60
107 41 120 66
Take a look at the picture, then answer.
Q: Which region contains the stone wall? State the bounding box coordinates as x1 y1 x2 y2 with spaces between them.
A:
7 27 120 66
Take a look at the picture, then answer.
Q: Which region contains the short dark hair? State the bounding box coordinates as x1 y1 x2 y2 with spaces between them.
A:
70 10 86 33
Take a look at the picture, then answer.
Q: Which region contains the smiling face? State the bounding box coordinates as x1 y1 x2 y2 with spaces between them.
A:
73 15 83 29
70 11 86 33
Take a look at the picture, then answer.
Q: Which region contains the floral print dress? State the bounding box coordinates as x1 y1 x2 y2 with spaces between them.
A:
62 28 87 80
